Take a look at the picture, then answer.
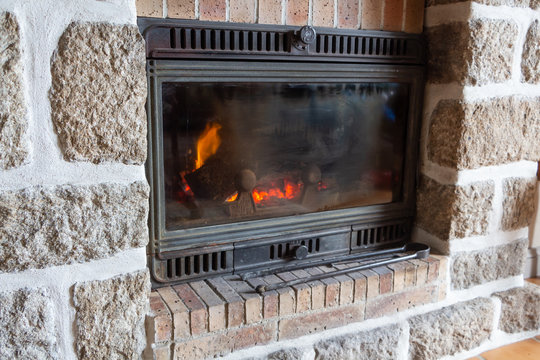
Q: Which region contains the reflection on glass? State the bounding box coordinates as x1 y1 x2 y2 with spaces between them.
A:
161 82 409 230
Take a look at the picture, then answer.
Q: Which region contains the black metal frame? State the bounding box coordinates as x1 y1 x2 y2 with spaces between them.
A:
139 18 425 286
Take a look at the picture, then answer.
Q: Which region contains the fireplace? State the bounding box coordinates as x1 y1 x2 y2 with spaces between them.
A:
140 19 425 285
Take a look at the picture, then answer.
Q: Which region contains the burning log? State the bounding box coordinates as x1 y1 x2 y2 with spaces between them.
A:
184 155 237 201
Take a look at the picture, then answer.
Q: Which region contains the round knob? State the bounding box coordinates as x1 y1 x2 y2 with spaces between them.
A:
294 245 309 260
299 26 316 45
235 169 257 192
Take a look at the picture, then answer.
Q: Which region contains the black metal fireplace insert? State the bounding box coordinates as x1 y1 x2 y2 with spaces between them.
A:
138 18 425 286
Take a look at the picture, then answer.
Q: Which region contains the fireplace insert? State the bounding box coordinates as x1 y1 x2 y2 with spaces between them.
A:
139 19 425 285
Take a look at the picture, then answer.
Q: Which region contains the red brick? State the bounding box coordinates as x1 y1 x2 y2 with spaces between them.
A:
264 274 296 316
382 0 404 31
387 263 407 293
173 283 208 335
167 0 195 19
247 277 279 319
190 281 226 332
230 0 257 23
313 266 341 307
292 269 325 310
410 259 428 285
361 269 380 298
348 270 367 302
225 276 263 324
373 266 393 294
207 277 245 328
286 0 309 26
403 0 424 34
335 275 354 305
361 0 383 30
156 286 190 339
136 0 163 17
174 322 277 359
149 291 172 342
424 257 440 283
259 0 283 24
278 304 364 340
277 271 311 313
405 261 417 287
365 285 438 319
199 0 226 21
313 0 335 27
337 0 359 29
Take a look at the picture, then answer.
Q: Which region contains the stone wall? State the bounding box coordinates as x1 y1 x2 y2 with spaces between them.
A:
416 0 540 291
136 0 426 33
0 0 149 358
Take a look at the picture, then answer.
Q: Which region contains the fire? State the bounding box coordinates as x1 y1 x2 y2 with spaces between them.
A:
225 192 238 202
252 179 303 206
195 122 222 170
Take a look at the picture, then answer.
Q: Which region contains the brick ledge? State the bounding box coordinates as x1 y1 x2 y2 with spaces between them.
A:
146 255 448 359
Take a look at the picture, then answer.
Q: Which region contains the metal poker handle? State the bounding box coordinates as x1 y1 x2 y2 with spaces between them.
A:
255 243 430 293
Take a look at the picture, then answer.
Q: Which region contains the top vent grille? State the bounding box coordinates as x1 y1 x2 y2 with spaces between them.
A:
139 19 424 64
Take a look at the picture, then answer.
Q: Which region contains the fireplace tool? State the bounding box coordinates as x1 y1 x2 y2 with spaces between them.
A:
254 242 430 293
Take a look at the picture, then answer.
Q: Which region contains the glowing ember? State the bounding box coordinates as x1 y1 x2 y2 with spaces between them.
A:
195 122 222 170
252 179 303 206
225 192 238 202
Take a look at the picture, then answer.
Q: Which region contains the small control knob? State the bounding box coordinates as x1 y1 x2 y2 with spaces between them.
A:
294 245 309 260
294 26 316 51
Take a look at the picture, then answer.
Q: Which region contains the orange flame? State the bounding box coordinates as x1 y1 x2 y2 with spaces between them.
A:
225 192 238 202
252 179 303 206
195 123 222 170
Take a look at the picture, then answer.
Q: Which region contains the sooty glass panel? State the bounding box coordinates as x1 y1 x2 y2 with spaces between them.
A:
162 82 409 231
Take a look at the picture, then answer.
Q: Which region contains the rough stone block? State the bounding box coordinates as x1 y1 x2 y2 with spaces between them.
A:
313 324 402 360
0 182 149 272
416 175 494 240
313 0 335 27
167 0 196 19
278 304 364 340
427 97 540 169
258 0 283 24
493 283 540 333
0 288 58 359
451 239 528 289
337 0 359 29
427 19 518 85
522 20 540 84
173 322 277 359
50 22 147 164
502 177 536 231
73 270 150 359
0 12 28 169
266 347 311 359
408 298 494 360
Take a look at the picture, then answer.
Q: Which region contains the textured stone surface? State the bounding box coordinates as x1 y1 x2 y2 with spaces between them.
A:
50 22 146 164
427 97 540 169
502 178 536 230
0 181 149 272
522 20 540 84
427 19 517 85
337 0 359 29
230 0 257 23
416 176 494 240
314 324 402 360
136 0 163 17
167 0 196 19
258 0 282 24
0 12 28 169
74 270 150 359
0 288 58 359
313 0 335 27
199 0 227 21
266 348 310 360
287 0 309 25
408 298 494 360
451 239 527 289
493 283 540 333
